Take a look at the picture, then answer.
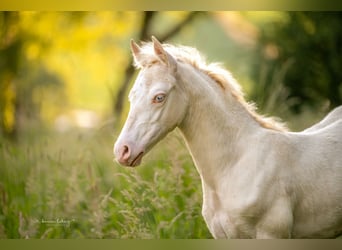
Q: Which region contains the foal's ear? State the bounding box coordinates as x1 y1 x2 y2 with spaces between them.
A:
130 39 142 64
152 36 177 71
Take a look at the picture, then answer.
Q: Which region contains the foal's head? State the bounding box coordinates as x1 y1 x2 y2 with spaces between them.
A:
114 37 188 167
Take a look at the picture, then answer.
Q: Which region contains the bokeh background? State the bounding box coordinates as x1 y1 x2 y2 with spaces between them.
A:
0 11 341 238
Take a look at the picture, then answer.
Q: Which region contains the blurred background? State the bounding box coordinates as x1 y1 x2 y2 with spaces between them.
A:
0 11 341 238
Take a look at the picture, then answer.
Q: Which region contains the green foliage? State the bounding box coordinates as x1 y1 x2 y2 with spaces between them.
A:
251 12 342 113
0 12 22 138
0 127 211 238
0 11 139 138
0 12 66 138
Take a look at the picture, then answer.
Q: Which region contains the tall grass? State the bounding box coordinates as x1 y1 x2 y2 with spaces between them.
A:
0 125 211 238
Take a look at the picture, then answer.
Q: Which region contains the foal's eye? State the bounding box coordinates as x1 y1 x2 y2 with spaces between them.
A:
153 94 166 103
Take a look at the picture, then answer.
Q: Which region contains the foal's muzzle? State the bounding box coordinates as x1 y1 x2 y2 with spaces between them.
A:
114 141 144 167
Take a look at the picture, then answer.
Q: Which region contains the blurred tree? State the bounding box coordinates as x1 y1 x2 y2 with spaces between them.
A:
0 12 22 139
251 12 342 113
0 12 64 140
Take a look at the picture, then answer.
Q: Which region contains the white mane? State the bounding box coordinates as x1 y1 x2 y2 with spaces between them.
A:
134 42 287 131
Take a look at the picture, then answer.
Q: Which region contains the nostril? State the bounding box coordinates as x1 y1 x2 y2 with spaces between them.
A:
121 145 130 160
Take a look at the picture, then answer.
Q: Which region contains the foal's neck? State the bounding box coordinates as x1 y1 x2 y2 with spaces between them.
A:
177 64 262 187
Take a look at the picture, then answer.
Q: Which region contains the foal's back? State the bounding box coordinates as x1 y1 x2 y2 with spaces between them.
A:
305 106 342 132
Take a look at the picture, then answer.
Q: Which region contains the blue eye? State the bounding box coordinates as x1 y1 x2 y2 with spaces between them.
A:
153 94 166 103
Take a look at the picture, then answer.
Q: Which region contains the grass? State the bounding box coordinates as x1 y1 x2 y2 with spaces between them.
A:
0 125 211 239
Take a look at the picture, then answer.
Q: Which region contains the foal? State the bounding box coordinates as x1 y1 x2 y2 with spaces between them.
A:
114 37 342 238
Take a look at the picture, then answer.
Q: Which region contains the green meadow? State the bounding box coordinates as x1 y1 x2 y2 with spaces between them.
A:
0 124 213 238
